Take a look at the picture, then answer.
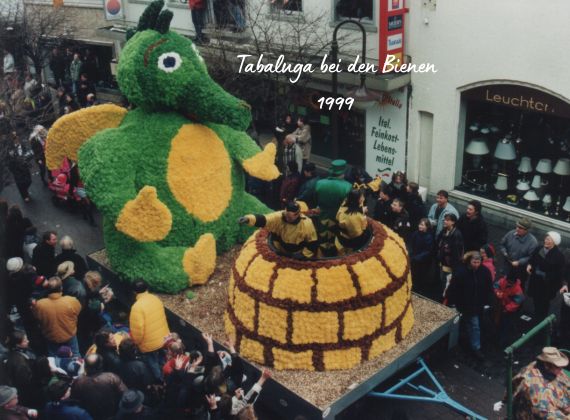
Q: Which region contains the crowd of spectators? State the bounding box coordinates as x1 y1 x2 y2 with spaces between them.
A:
2 218 273 419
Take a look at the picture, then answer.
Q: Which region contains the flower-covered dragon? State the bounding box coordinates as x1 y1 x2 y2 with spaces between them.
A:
45 0 279 293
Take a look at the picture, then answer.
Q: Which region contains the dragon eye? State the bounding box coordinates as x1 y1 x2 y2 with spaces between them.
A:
157 52 182 73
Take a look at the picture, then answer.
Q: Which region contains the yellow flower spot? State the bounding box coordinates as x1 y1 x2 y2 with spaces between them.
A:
342 305 383 341
315 266 356 303
323 348 362 370
272 268 313 303
183 233 217 286
258 302 288 343
115 186 172 242
244 256 275 293
242 142 280 181
272 348 314 371
167 124 232 222
292 311 338 344
369 328 397 359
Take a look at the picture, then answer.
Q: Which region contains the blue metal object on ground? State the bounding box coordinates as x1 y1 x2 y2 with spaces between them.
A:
368 357 487 420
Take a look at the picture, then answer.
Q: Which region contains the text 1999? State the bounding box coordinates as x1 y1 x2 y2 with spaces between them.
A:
317 97 354 110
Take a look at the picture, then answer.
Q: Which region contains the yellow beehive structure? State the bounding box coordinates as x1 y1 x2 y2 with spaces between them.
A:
225 220 413 371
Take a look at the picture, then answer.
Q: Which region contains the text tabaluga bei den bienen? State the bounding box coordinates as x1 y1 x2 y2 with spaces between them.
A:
371 116 399 166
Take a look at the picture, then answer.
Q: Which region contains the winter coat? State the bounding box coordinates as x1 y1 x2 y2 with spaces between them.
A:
407 230 434 264
390 209 411 242
482 259 496 281
188 0 205 9
405 194 427 231
456 214 488 252
373 198 393 226
494 276 524 313
69 59 83 82
43 400 93 420
5 348 41 408
98 347 121 375
0 405 31 420
293 125 311 160
119 359 154 391
428 203 459 236
71 372 127 420
7 143 32 187
32 242 57 278
448 264 493 316
33 292 81 343
5 216 33 259
129 292 170 353
436 228 464 271
528 246 565 301
55 250 88 281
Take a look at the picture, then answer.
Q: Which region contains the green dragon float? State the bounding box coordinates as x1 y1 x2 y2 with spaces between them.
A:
45 0 279 293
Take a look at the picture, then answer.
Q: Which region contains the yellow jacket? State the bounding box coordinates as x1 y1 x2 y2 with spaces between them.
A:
247 211 318 257
337 206 368 239
33 292 81 343
129 291 170 353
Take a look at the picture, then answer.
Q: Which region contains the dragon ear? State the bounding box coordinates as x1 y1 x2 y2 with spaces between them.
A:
137 0 165 32
155 9 173 34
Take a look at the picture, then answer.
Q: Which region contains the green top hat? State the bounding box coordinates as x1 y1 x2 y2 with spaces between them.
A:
329 159 347 176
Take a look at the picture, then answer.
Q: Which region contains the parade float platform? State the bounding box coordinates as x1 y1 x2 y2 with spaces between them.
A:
88 248 459 420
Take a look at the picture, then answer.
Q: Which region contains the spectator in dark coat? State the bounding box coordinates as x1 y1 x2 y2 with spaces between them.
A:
405 182 427 231
7 132 33 202
527 232 566 322
389 198 411 242
71 354 127 420
447 251 493 360
407 218 435 294
94 331 121 375
388 170 408 201
115 389 159 420
0 386 37 420
32 231 58 278
437 213 464 297
297 162 319 207
5 205 33 259
279 161 302 207
456 200 488 252
44 379 93 420
57 261 87 307
118 339 155 394
49 48 66 88
373 184 395 226
55 236 88 284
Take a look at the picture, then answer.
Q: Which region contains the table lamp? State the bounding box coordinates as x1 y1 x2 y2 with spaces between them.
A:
543 194 552 215
516 181 530 192
536 158 553 174
465 138 490 168
554 158 570 176
531 175 542 189
494 139 516 160
523 190 539 209
494 173 508 191
517 156 533 175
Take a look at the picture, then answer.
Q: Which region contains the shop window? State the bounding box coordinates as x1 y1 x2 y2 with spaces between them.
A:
335 0 373 22
457 85 570 222
270 0 303 14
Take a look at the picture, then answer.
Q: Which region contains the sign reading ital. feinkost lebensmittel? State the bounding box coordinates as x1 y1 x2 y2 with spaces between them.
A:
365 86 408 180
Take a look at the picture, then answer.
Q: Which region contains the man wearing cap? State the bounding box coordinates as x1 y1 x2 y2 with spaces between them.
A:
499 217 538 282
527 231 565 321
313 160 352 256
0 386 37 419
44 380 91 419
238 201 318 258
510 347 570 418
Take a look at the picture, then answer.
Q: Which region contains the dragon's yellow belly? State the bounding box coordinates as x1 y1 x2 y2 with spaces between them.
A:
167 124 232 222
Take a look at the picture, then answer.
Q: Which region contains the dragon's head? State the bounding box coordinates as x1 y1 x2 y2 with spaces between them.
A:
117 0 251 131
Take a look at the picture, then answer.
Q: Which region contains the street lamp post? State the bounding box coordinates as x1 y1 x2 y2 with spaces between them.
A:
330 20 380 160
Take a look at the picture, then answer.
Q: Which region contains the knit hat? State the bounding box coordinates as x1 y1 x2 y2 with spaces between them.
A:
6 257 23 273
546 231 561 246
516 217 532 230
47 380 70 401
329 159 347 176
56 346 72 358
57 261 75 280
537 347 569 367
0 386 17 406
119 390 144 413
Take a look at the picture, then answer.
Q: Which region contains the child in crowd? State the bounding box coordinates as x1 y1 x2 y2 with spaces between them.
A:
494 271 524 346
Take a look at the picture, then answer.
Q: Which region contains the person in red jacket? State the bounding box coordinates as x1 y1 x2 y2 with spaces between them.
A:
189 0 207 44
494 271 524 346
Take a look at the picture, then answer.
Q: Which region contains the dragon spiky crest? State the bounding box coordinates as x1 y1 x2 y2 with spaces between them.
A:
126 0 173 41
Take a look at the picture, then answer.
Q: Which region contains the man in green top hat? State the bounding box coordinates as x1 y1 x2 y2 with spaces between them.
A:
314 159 352 256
